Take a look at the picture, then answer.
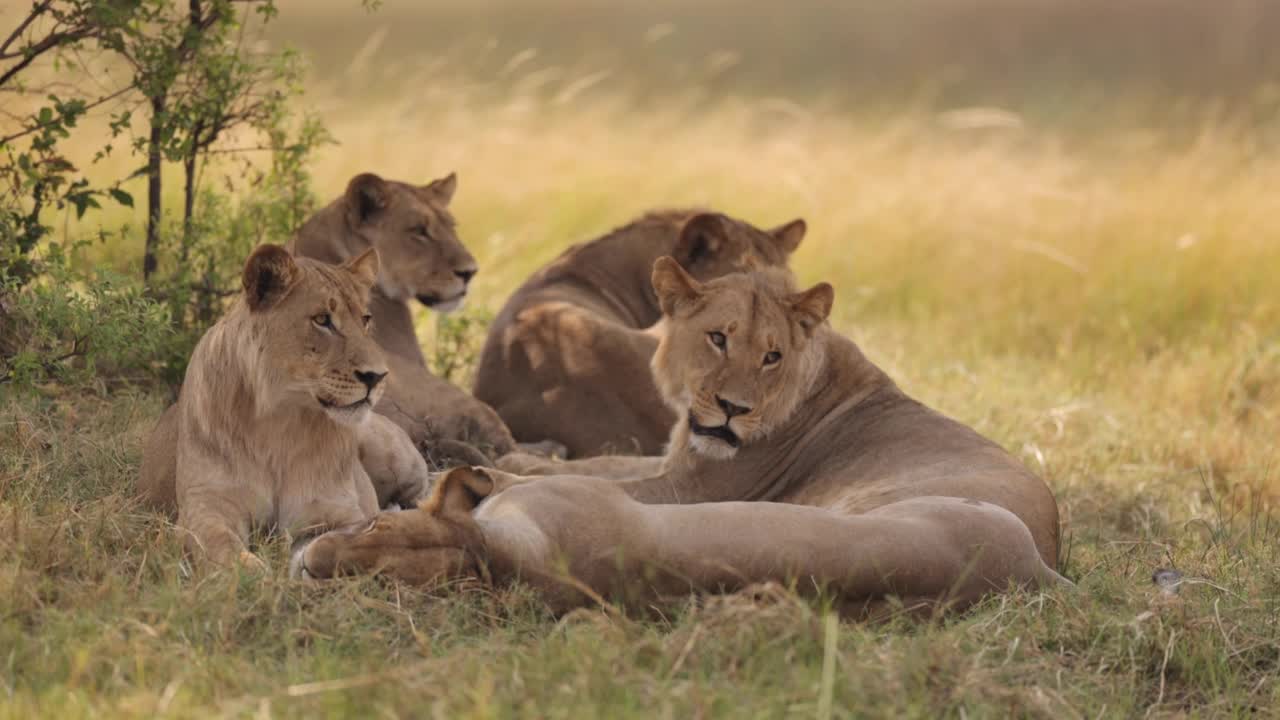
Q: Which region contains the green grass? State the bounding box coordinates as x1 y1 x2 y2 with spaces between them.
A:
5 1 1280 716
2 394 1278 717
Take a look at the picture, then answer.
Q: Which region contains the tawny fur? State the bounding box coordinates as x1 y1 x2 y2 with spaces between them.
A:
289 172 518 457
138 246 429 568
473 209 807 457
300 262 1066 616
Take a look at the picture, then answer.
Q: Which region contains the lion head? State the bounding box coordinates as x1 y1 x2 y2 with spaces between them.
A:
341 172 477 311
669 212 806 283
293 465 497 584
239 243 389 426
649 257 834 458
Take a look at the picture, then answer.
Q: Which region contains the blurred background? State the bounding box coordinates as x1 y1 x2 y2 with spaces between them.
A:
2 0 1278 504
270 0 1280 123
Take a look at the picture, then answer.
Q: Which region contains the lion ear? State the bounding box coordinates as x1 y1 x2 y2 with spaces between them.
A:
652 255 704 316
788 282 834 335
421 466 520 516
346 173 389 223
345 247 380 289
242 244 300 311
422 172 457 206
673 213 729 268
769 218 806 254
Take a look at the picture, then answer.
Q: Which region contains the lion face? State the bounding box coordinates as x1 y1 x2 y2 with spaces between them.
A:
343 172 478 312
650 258 834 458
294 466 494 584
241 244 389 426
670 212 807 284
294 505 484 584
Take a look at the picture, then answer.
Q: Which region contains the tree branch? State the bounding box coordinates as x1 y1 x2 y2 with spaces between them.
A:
0 26 95 88
52 334 88 364
0 0 55 59
0 85 135 146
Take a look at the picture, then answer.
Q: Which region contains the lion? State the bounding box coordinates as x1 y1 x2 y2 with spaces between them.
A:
138 244 430 568
295 260 1067 616
289 172 521 458
473 210 807 458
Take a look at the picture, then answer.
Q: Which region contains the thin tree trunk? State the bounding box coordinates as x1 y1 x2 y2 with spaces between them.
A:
143 93 166 284
180 130 199 264
181 0 204 264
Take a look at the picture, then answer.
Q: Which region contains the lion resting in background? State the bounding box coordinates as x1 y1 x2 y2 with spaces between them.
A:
138 245 429 567
473 209 807 457
297 260 1065 616
290 172 520 460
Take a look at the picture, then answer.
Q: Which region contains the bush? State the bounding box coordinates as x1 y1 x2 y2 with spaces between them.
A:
1 1 332 391
0 246 171 393
429 308 495 387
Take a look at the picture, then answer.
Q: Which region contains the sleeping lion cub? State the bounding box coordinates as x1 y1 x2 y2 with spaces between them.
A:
141 244 429 568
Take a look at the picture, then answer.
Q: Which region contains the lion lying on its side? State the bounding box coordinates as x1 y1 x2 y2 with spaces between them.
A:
139 245 429 568
296 260 1066 615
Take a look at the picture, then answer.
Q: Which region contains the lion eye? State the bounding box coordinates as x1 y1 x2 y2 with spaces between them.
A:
361 314 373 328
412 224 431 239
708 331 727 350
312 313 333 329
763 350 782 366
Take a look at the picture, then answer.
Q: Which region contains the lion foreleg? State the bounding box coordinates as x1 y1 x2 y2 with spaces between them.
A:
177 487 260 569
358 412 431 507
494 452 663 480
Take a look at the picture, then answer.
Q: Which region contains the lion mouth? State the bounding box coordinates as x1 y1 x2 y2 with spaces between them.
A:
416 291 467 310
318 397 371 412
688 414 741 448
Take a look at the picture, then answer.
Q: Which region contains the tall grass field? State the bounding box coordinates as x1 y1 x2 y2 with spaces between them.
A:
2 1 1279 716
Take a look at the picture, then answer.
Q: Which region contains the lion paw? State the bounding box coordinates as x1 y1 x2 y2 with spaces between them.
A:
237 550 269 573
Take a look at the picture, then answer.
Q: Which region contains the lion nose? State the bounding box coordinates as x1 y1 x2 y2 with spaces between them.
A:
454 268 477 285
355 369 387 391
716 395 751 419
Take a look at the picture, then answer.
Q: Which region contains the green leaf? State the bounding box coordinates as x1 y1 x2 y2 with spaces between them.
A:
108 189 134 208
68 194 101 219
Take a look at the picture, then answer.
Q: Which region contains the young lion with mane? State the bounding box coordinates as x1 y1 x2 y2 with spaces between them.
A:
294 260 1067 615
140 245 430 568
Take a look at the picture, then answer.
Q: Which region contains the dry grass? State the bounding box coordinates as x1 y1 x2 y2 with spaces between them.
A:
4 1 1280 716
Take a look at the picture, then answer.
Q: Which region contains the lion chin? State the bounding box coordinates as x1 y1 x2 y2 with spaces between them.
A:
320 397 375 426
688 433 740 460
430 295 466 313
